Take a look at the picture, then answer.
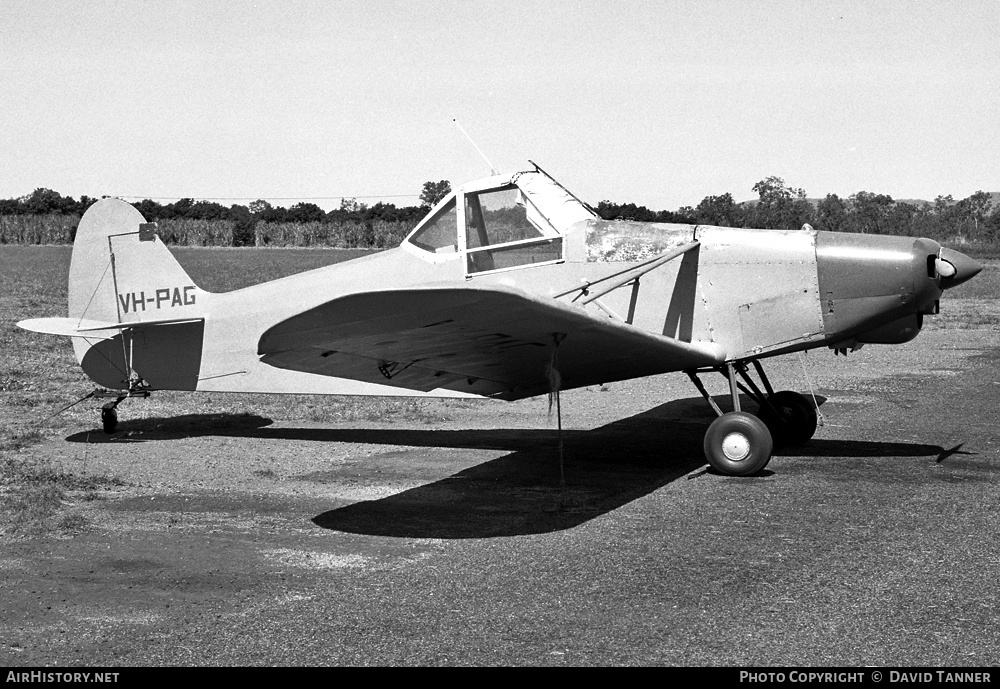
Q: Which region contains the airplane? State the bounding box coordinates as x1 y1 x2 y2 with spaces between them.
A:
18 163 982 476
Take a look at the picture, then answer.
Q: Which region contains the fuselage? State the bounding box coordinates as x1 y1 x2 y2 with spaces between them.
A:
184 219 959 395
57 171 980 398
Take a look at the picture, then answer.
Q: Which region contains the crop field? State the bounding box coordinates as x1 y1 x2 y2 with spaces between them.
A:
1 245 999 666
0 214 416 249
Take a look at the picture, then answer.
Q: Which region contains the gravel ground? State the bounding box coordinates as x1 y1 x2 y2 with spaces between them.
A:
1 327 998 666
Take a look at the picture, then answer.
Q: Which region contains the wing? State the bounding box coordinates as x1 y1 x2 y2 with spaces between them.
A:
257 284 724 400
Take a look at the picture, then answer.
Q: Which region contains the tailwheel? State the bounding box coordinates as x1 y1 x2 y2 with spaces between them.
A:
101 402 119 434
703 411 773 476
94 389 145 435
756 390 817 446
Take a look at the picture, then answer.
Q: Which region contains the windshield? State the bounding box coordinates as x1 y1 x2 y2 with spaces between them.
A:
407 198 457 253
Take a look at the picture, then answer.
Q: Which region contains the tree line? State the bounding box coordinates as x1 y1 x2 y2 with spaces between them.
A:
597 177 999 242
0 181 453 247
1 177 997 247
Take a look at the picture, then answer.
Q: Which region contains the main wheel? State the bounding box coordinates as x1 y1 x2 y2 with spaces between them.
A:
101 406 118 434
703 411 773 476
756 390 817 446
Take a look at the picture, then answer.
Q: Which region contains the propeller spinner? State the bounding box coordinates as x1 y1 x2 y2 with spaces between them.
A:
937 248 982 289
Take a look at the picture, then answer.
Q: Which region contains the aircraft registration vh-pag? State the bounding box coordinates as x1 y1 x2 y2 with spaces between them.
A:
18 163 982 476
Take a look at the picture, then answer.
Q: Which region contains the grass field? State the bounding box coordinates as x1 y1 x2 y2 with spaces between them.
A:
0 246 450 535
1 245 997 536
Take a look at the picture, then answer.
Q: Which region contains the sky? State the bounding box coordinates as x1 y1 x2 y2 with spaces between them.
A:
2 0 998 211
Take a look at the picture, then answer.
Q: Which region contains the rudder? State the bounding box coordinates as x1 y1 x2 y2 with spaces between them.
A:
68 199 206 389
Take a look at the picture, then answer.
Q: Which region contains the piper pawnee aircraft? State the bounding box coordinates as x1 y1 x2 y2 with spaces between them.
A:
18 163 982 476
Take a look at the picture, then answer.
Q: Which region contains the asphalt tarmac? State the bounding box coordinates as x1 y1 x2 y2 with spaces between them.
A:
2 329 997 666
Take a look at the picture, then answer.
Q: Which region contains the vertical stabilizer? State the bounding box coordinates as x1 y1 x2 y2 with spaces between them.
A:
68 199 206 389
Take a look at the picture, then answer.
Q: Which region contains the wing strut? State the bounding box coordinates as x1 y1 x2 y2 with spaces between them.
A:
555 241 700 324
546 333 568 503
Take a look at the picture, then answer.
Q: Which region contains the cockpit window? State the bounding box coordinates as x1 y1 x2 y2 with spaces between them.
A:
408 198 457 253
465 187 544 249
405 181 565 273
466 238 563 274
464 185 562 274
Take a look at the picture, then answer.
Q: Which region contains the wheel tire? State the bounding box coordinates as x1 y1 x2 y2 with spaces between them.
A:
101 406 118 434
703 411 773 476
756 390 817 446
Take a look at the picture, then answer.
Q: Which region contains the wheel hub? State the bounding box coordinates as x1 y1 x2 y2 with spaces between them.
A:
721 432 751 461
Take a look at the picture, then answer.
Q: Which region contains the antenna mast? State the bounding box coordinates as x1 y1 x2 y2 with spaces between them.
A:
453 119 498 176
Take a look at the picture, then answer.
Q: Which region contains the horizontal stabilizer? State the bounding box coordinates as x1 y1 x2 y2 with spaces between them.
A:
17 316 203 339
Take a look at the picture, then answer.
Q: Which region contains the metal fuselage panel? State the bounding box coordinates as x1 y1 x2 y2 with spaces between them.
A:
558 220 826 361
693 226 825 359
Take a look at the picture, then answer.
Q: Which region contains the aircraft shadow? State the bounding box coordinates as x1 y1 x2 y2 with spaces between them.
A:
66 395 945 539
66 412 275 443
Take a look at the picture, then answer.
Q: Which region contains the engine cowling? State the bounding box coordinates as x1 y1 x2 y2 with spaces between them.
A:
815 233 979 346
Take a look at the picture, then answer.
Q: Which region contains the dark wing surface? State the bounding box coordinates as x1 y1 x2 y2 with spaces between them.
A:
257 284 723 400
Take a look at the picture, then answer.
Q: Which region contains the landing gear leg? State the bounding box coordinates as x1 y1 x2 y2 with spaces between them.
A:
688 363 773 476
719 360 819 447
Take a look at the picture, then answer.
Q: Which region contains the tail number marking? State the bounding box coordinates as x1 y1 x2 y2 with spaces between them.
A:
118 286 196 313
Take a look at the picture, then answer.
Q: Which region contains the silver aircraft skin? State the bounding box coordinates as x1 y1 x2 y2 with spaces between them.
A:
19 165 982 475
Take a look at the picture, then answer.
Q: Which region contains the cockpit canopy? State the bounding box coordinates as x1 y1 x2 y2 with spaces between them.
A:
403 169 595 275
